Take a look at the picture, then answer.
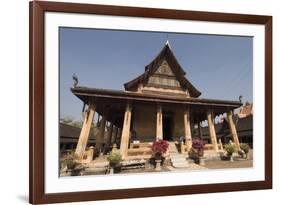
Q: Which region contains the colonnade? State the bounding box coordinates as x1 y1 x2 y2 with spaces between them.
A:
75 103 241 159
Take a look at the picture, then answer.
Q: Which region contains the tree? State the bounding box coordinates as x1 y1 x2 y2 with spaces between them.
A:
60 116 83 128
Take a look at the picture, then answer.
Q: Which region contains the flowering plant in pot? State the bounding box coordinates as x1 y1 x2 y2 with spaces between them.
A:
192 138 206 157
151 140 169 171
152 140 169 159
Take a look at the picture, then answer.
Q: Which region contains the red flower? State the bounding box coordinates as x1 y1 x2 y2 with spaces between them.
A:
192 138 206 151
152 140 169 155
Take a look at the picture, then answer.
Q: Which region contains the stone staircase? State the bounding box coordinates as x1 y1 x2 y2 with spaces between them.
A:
168 142 190 168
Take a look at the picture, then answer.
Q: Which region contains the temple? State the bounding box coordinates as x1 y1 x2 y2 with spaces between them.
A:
71 41 242 160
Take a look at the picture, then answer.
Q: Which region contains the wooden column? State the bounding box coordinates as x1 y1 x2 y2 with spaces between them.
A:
75 104 96 159
116 128 121 146
111 126 117 144
227 111 241 149
105 122 114 150
97 114 100 124
183 107 192 151
117 128 121 139
61 143 66 152
120 104 132 158
207 110 219 152
156 105 163 140
96 115 107 153
198 122 202 138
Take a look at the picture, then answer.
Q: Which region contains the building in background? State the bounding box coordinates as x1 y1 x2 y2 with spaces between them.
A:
200 103 253 147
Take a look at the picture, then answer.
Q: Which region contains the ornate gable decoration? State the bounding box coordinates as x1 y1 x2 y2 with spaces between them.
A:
147 60 181 89
155 60 174 76
124 43 201 98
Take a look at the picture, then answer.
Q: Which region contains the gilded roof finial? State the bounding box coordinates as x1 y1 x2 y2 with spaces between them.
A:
165 33 171 48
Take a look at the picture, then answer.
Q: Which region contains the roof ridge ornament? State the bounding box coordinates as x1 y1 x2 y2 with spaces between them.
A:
72 73 78 88
165 39 172 49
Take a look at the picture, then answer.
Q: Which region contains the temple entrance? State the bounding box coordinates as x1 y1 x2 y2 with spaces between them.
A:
163 114 173 141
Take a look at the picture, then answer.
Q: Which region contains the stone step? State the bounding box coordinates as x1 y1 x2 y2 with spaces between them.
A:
171 160 187 164
169 151 190 168
171 158 185 161
172 162 190 168
172 158 187 161
170 154 185 158
168 142 179 154
187 158 195 163
168 142 189 169
172 160 187 163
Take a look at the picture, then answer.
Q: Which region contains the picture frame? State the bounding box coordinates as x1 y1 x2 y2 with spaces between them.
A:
29 1 272 204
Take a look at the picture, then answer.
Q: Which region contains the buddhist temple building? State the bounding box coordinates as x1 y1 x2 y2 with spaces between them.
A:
71 41 242 160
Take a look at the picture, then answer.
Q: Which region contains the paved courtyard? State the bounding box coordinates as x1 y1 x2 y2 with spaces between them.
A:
203 159 253 169
78 158 253 176
60 150 254 176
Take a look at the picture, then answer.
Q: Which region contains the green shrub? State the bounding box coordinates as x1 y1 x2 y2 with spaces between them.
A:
240 143 250 154
65 159 76 169
62 156 77 169
224 143 237 156
107 151 122 164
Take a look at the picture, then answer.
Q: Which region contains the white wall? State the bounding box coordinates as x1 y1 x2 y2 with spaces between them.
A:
0 0 279 204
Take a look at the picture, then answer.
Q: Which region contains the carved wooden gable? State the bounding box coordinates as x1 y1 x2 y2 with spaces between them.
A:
147 60 181 89
155 60 174 76
124 43 201 97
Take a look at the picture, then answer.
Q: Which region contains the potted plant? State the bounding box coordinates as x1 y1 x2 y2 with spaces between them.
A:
61 154 77 170
60 154 85 176
151 140 169 171
224 143 237 162
189 138 206 165
65 158 76 170
240 143 250 159
107 151 122 173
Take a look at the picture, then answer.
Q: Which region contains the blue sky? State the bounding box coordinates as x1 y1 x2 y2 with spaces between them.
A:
59 27 253 121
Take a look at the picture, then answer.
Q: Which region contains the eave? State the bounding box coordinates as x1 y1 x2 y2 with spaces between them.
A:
71 86 241 109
